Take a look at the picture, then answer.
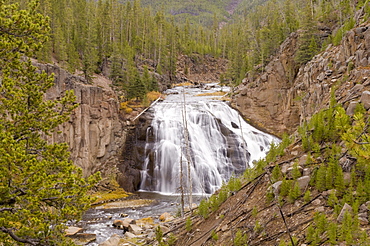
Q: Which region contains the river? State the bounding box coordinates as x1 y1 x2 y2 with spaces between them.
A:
80 83 278 244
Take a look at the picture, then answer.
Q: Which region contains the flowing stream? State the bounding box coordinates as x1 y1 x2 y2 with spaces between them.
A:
81 83 278 244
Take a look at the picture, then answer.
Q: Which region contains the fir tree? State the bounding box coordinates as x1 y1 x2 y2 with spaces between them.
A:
0 1 100 244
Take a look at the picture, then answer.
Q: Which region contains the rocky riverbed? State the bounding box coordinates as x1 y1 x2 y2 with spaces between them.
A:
66 192 205 245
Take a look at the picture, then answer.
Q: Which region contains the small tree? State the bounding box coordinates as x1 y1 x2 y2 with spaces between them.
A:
0 1 100 245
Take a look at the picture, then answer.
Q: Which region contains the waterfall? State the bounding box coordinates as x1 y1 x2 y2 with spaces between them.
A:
139 84 278 195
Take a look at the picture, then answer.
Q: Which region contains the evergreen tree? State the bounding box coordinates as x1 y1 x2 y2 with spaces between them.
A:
295 3 319 65
0 1 100 244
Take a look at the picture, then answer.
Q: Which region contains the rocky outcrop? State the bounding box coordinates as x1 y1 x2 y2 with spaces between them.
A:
233 32 300 135
233 21 370 136
176 54 228 84
38 63 126 178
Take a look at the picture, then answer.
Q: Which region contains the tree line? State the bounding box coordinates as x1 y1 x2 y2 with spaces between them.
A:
6 0 368 94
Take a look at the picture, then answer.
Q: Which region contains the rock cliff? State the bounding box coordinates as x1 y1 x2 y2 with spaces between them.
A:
38 63 126 178
233 21 370 137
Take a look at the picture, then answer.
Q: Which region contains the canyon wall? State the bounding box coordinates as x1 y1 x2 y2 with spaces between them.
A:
38 63 126 178
233 20 370 136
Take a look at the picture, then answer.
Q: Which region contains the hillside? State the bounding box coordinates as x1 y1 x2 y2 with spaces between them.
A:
124 0 246 26
168 16 370 246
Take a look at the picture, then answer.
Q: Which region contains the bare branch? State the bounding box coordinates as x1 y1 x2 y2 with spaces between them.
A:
0 227 37 245
0 208 16 213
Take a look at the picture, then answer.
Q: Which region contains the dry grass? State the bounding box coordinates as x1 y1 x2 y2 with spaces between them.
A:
172 82 193 87
195 91 227 97
147 91 162 101
120 91 162 113
92 188 130 204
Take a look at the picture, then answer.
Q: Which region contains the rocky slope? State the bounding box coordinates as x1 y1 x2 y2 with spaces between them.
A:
38 63 127 178
233 20 370 137
168 20 370 246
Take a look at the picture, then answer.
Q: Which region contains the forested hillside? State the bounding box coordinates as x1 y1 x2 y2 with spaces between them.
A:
7 0 368 100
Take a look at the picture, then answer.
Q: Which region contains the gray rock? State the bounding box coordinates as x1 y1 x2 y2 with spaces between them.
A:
123 218 135 225
358 216 369 225
358 212 368 219
303 168 310 176
271 181 283 196
99 234 122 246
297 176 310 191
312 199 322 206
346 101 359 116
69 233 96 245
128 224 143 235
159 225 170 234
315 206 325 213
286 165 303 179
360 91 370 110
350 84 364 95
124 231 136 239
359 203 369 213
337 203 353 223
299 155 308 166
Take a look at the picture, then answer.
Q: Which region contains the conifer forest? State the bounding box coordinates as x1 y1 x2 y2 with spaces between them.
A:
1 0 370 245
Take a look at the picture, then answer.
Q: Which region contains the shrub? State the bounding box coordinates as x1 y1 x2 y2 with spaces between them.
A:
185 217 192 232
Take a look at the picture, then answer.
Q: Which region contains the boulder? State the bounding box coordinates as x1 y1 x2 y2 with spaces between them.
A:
124 231 136 239
159 212 172 222
271 181 283 196
359 203 369 213
159 225 170 234
65 226 83 236
68 233 96 245
346 101 359 116
99 234 122 246
360 91 370 110
358 217 369 225
128 224 143 235
112 220 124 229
337 203 353 223
123 218 136 225
297 176 310 191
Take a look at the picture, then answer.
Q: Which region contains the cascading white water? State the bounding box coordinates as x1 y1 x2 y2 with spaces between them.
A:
140 84 279 195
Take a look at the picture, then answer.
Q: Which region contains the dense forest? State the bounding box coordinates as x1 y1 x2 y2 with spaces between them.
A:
4 0 369 99
2 0 370 244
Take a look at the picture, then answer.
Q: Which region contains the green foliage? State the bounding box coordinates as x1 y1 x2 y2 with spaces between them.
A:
198 199 209 219
185 217 192 232
0 1 100 245
332 18 355 46
252 206 258 217
303 190 311 203
233 229 248 246
271 164 283 183
227 175 242 192
253 220 263 233
155 226 164 245
211 230 219 241
291 162 302 180
167 233 177 246
288 181 301 203
280 178 292 197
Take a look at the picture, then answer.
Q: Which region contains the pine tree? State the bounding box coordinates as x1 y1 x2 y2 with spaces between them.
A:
0 1 100 244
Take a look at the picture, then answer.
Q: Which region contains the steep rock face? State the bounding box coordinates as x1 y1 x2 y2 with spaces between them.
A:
176 54 228 83
233 32 300 136
233 21 370 136
38 63 126 177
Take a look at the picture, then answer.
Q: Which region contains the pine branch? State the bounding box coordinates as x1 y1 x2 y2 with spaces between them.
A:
0 227 37 245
